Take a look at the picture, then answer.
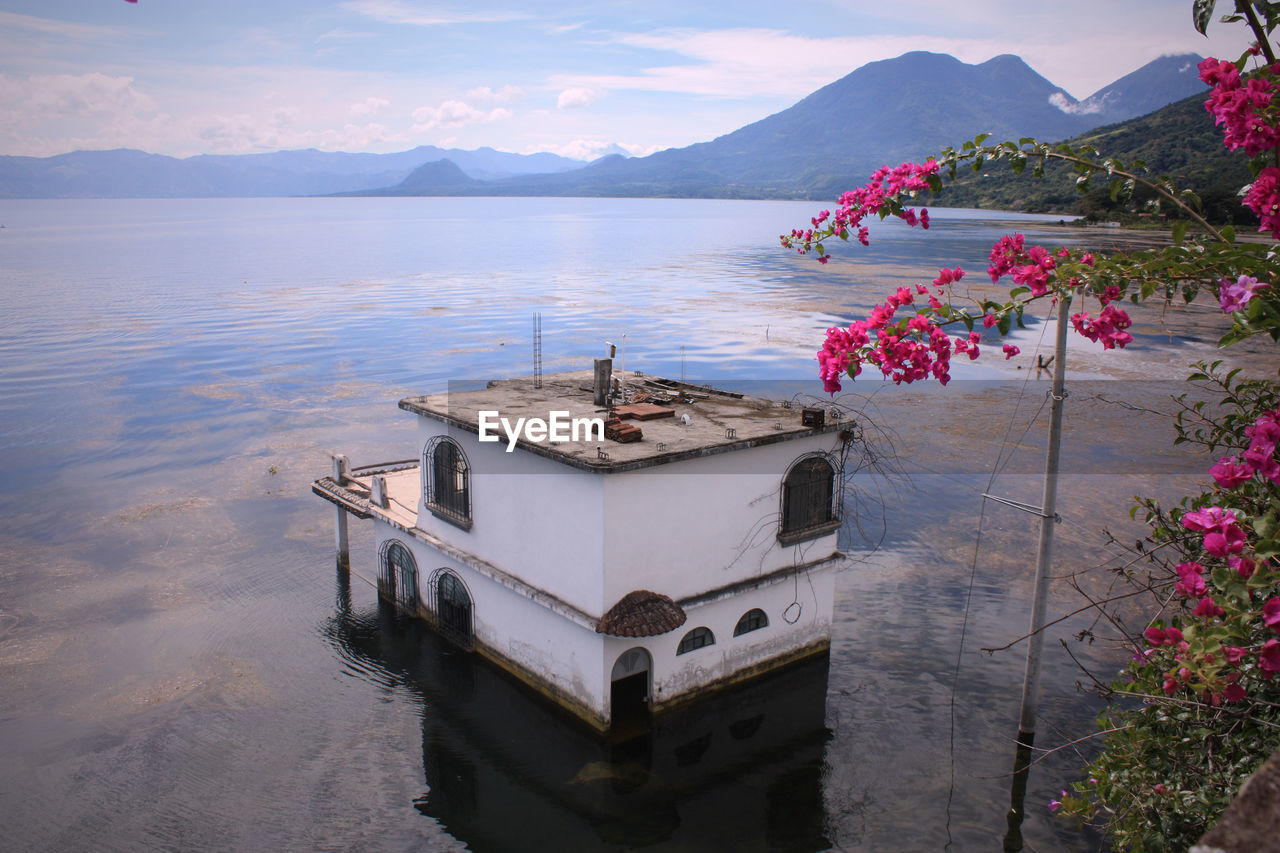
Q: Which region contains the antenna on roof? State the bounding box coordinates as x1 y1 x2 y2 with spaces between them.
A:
533 312 543 389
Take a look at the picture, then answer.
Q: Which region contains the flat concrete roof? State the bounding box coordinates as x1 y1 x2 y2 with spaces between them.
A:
399 369 847 473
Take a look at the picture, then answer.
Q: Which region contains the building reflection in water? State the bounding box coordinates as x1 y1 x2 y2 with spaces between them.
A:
325 573 832 852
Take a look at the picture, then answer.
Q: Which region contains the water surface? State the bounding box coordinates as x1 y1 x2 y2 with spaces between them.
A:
0 197 1219 850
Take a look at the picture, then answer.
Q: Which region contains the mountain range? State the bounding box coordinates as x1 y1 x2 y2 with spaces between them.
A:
0 51 1208 200
0 145 583 199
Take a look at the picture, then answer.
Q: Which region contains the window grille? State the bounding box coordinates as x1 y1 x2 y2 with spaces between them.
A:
676 626 715 655
428 569 474 650
379 540 418 613
779 454 838 544
733 608 769 636
424 437 472 529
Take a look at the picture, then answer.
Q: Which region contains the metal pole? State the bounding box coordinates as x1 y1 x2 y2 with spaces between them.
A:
1016 301 1070 745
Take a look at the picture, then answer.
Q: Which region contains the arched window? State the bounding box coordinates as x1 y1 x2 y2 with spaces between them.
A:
429 569 474 650
379 540 419 613
424 436 471 529
778 453 838 544
733 608 769 637
676 626 715 655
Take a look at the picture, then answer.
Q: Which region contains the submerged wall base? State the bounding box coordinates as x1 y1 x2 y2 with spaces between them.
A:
650 638 831 717
407 595 831 734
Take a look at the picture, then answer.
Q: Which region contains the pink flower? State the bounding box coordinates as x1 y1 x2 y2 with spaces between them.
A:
1175 562 1207 598
1265 597 1280 630
1193 596 1225 618
1244 167 1280 238
932 266 964 288
1259 639 1280 676
1071 305 1133 349
1002 344 1020 359
1145 626 1184 647
1219 274 1270 313
1202 60 1280 156
1224 645 1249 663
1199 57 1241 89
1211 456 1254 489
1203 525 1247 557
1182 506 1239 533
1231 556 1257 579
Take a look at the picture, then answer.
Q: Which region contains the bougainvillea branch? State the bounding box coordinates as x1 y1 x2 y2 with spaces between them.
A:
783 3 1280 847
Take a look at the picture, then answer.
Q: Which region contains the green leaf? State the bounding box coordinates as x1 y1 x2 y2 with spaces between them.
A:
1218 328 1247 347
1211 564 1232 589
1173 220 1189 245
961 314 974 332
997 314 1012 335
974 132 991 145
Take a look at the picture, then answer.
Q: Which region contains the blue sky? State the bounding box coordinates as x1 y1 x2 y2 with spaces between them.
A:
0 0 1255 160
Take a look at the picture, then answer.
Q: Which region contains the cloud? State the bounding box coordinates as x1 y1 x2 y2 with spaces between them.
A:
340 0 530 26
1048 91 1103 115
189 114 408 154
557 87 600 109
348 96 390 117
316 27 376 42
0 11 125 42
466 85 525 104
0 72 156 119
411 99 513 131
535 139 660 160
549 27 1017 99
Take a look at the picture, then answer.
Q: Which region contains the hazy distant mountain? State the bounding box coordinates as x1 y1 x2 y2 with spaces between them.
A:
365 50 1206 199
939 87 1253 224
0 50 1207 199
347 158 480 195
0 145 584 198
1070 53 1206 123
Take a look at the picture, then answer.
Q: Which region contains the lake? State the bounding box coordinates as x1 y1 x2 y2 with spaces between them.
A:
0 196 1221 850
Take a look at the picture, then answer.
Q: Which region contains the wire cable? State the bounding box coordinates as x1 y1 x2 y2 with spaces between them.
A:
944 299 1059 849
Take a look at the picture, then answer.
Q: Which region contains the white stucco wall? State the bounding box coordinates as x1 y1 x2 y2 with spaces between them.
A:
602 560 838 714
375 519 609 719
600 434 842 604
415 417 841 615
415 419 607 617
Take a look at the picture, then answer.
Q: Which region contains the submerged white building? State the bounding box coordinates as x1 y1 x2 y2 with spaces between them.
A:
314 366 850 730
